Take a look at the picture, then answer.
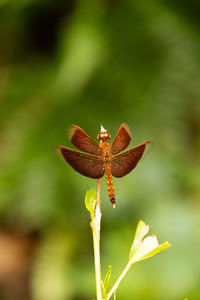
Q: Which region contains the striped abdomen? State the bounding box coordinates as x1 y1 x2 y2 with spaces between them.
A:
99 141 115 207
104 162 115 207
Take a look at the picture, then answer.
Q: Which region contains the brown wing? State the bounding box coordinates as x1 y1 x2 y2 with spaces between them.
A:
57 146 104 179
69 125 100 155
111 123 131 155
111 141 150 178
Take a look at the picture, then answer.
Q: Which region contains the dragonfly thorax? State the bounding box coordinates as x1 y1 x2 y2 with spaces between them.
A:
99 141 112 163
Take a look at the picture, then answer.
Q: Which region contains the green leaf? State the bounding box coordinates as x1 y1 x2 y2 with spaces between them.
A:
129 220 149 261
85 188 97 219
101 280 106 299
129 220 171 265
101 265 112 299
103 265 112 291
132 237 171 263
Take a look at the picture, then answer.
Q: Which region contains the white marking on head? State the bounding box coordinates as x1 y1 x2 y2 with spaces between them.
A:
101 125 107 132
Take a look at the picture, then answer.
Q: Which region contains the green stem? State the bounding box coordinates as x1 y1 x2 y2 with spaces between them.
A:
92 178 102 300
106 262 132 300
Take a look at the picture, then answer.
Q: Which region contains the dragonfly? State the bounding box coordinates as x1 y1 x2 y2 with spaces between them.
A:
57 123 150 207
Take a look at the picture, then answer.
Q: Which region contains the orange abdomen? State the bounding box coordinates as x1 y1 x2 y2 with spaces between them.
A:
105 163 115 207
100 141 116 207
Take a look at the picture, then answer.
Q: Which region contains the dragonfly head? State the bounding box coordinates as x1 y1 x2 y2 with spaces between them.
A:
97 125 111 141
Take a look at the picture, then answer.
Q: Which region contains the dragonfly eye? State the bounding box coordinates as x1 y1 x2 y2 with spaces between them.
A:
97 132 111 140
105 132 111 140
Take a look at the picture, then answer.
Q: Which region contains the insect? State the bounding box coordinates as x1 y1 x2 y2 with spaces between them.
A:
57 123 150 207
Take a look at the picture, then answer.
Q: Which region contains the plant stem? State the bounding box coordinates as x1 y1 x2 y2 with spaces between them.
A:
106 262 132 300
93 178 102 300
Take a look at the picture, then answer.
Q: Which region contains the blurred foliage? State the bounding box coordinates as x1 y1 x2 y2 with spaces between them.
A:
0 0 200 299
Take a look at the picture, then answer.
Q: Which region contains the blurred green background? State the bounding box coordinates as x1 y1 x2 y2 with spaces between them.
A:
0 0 200 299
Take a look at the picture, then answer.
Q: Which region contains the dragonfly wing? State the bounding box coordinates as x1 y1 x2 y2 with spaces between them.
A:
69 125 100 155
111 141 150 178
57 146 105 179
111 123 131 155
